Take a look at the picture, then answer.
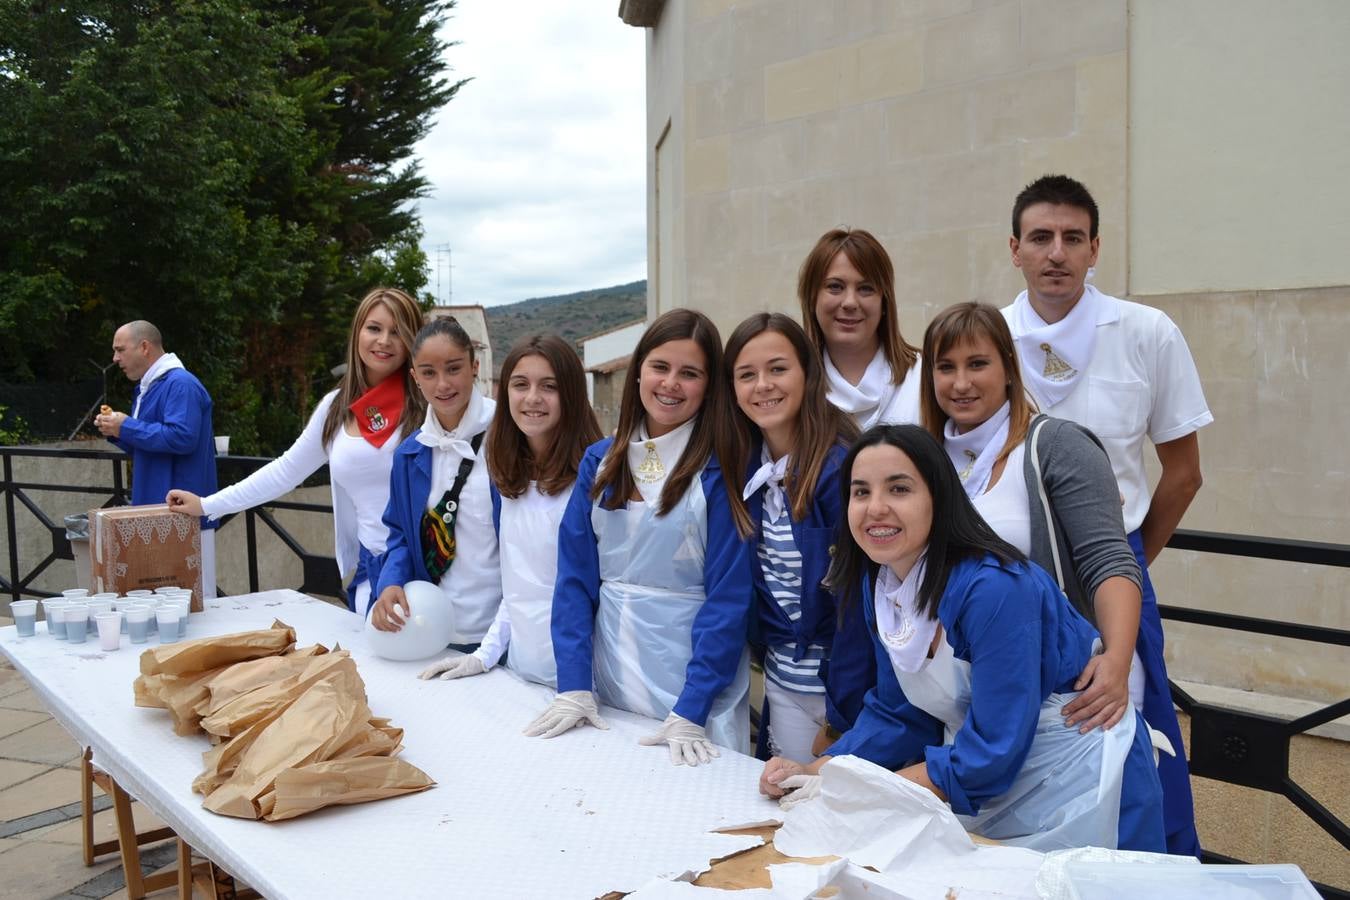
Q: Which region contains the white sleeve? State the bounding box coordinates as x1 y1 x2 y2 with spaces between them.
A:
1147 314 1214 445
200 392 335 519
471 600 511 669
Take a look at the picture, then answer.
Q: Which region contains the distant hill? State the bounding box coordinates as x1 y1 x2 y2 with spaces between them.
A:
484 280 646 377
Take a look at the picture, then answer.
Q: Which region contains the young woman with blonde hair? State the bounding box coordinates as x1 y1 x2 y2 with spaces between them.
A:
168 287 424 614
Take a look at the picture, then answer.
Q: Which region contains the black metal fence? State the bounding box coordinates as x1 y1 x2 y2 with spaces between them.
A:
0 445 343 604
2 444 1347 894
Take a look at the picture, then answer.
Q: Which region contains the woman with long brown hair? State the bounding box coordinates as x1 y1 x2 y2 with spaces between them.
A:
417 334 601 688
168 287 424 614
722 313 869 764
920 302 1147 737
525 309 754 765
798 228 922 429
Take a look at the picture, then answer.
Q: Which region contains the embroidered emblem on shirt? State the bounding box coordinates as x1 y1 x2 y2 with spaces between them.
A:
365 406 387 432
634 441 665 483
958 450 977 482
1040 343 1075 382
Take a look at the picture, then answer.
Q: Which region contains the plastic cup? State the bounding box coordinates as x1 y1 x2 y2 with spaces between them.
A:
61 588 89 600
125 589 154 599
125 606 151 643
167 598 192 635
96 612 122 651
91 591 117 600
155 606 183 643
153 586 180 595
64 604 90 643
86 599 114 624
215 435 230 455
12 600 37 637
45 599 69 639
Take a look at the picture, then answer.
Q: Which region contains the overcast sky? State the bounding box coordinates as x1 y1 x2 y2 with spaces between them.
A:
411 3 648 308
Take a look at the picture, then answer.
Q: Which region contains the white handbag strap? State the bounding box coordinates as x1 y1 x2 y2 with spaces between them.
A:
1028 416 1066 591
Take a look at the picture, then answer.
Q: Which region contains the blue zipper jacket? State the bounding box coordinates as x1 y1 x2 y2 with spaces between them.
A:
552 438 754 727
110 368 217 519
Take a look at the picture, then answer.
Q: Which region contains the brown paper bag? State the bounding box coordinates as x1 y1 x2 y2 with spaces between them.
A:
140 621 296 677
202 667 372 819
199 652 360 740
258 757 435 822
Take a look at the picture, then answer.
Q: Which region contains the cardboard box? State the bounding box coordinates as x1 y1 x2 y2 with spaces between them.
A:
90 505 204 611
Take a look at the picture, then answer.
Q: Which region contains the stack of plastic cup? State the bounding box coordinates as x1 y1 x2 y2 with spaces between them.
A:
11 600 37 637
63 604 90 643
44 599 69 639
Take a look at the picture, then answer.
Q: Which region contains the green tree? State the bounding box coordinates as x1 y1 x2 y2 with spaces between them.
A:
0 1 462 451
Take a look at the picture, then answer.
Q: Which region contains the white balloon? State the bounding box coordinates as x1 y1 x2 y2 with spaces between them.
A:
364 581 456 661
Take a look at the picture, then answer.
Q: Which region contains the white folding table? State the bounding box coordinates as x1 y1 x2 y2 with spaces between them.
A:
1 590 779 899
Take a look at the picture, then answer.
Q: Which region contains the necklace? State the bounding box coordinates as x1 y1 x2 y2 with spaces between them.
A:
633 440 665 483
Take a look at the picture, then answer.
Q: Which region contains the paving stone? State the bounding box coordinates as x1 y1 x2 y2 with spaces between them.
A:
32 803 167 848
0 835 121 899
0 662 30 700
0 757 50 791
0 765 82 820
0 685 55 714
0 707 49 740
0 717 82 766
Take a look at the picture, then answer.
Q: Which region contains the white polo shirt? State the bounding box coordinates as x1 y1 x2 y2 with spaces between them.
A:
1003 292 1213 533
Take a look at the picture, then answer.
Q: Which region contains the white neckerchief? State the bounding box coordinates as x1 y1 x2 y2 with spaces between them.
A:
418 391 486 500
1009 284 1101 408
874 556 938 674
132 352 185 418
943 400 1011 500
824 347 900 430
743 444 790 522
627 417 696 504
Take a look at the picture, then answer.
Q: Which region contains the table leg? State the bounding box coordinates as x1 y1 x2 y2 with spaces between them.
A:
109 778 148 899
177 839 193 900
81 748 96 866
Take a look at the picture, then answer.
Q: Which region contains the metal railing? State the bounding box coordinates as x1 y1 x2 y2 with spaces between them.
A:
0 445 343 604
1161 528 1349 899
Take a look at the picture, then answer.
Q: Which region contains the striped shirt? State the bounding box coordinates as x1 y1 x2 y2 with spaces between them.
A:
759 503 827 695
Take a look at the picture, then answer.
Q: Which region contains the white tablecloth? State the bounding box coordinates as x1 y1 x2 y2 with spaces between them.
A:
0 590 779 898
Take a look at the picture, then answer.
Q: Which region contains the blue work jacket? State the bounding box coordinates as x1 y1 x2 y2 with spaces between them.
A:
111 368 217 519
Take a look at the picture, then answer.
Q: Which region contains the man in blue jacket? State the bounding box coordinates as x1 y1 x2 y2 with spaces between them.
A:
95 320 219 597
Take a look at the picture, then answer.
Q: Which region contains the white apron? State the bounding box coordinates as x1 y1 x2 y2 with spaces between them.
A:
590 477 750 751
895 634 1134 850
498 484 570 688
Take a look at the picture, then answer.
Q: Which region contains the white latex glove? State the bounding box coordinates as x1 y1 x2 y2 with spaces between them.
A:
418 654 486 681
777 773 822 810
638 713 720 766
523 690 609 739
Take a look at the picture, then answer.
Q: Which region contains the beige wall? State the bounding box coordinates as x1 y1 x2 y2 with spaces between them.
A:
648 0 1130 340
640 0 1349 708
1129 0 1350 294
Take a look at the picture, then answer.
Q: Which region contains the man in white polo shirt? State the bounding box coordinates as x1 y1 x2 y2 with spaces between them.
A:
1003 174 1210 858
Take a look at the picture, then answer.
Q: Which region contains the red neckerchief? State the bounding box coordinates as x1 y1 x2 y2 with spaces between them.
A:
348 376 405 448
